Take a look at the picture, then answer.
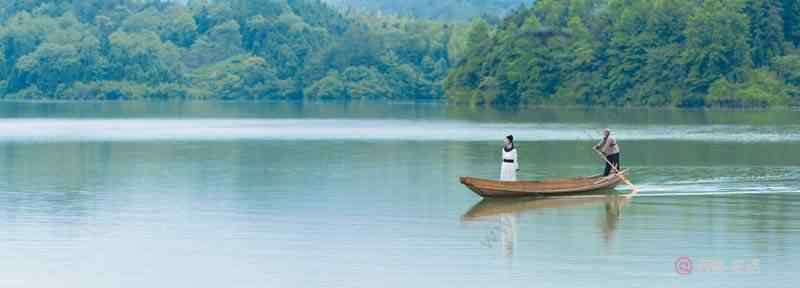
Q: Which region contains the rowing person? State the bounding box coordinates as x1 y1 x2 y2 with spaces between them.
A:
500 135 519 181
593 128 621 176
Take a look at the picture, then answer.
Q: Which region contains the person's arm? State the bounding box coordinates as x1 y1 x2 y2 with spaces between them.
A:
514 149 519 171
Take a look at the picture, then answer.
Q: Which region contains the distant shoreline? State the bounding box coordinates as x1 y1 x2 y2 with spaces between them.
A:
0 99 795 112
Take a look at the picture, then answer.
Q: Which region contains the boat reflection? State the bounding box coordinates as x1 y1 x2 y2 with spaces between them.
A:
463 192 632 257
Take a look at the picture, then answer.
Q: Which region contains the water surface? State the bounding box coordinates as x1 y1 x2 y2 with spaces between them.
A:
0 102 797 287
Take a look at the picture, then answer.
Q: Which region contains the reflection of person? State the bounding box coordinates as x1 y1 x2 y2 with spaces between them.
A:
500 213 517 258
602 198 622 243
600 195 630 247
593 128 621 176
500 135 519 181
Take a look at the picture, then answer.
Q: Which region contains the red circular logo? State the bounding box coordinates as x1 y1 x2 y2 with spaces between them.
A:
675 256 693 275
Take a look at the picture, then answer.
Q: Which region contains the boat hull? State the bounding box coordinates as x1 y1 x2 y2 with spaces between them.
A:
459 170 629 198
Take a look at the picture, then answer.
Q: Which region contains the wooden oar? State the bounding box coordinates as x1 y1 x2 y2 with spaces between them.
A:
584 130 640 196
591 147 640 196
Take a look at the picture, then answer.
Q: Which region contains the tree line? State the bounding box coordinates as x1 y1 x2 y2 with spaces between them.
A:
0 0 458 101
1 0 798 108
446 0 800 108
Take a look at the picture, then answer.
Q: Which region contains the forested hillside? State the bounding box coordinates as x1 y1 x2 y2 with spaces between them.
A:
0 0 457 100
2 0 797 108
446 0 800 108
322 0 534 21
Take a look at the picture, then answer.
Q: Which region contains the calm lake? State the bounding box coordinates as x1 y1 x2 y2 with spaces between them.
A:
0 102 797 287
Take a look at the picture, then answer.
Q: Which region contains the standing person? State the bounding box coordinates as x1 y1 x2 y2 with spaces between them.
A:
594 128 621 176
500 135 519 181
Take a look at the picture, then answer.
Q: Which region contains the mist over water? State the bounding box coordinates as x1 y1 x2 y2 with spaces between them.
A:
0 118 798 143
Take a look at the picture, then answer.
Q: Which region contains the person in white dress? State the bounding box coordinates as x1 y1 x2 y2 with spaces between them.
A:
500 135 519 181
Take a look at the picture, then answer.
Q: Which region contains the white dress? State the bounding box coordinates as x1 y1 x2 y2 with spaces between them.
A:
500 147 518 181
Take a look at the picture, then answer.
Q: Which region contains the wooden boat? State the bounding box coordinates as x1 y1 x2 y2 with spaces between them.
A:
459 170 629 198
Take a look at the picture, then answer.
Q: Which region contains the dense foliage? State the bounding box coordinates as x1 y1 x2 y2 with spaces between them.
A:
0 0 456 101
2 0 797 108
445 0 800 108
323 0 534 21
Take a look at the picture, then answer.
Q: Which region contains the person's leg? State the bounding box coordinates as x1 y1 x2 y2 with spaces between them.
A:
603 157 612 176
609 153 620 172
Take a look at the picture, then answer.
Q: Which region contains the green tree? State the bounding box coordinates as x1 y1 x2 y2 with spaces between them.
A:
162 8 199 48
304 71 349 100
746 0 784 67
683 0 751 97
2 13 101 95
741 69 789 107
444 18 492 104
772 54 800 85
783 0 800 45
190 55 283 99
0 12 57 72
604 1 654 105
185 20 244 69
465 18 491 54
107 31 183 84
